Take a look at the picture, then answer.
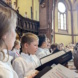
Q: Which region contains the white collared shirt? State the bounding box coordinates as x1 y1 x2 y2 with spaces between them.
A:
30 54 41 67
21 53 37 69
0 49 13 67
12 48 20 57
44 48 51 55
0 49 18 78
36 48 48 59
13 53 40 78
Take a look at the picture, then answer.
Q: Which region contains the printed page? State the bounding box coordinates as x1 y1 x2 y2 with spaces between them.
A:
41 51 65 64
41 64 76 78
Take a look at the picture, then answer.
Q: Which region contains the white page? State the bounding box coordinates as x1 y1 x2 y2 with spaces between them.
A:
41 51 65 64
41 64 76 78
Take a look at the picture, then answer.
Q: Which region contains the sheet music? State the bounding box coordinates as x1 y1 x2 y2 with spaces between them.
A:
41 64 76 78
41 51 65 64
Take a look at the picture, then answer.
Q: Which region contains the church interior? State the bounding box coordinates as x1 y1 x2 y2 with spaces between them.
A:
0 0 78 78
3 0 78 46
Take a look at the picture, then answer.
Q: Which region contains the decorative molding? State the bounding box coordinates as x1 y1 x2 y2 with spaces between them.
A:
55 32 78 36
55 32 71 36
74 34 78 36
40 3 46 8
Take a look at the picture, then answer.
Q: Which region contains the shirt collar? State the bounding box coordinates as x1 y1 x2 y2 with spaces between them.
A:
21 53 30 59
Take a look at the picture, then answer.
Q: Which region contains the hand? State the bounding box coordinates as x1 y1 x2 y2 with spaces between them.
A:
26 70 39 78
34 70 39 75
26 75 34 78
24 75 34 78
31 70 39 77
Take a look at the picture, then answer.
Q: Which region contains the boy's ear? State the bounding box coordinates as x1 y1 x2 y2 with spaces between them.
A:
24 43 29 48
43 42 46 45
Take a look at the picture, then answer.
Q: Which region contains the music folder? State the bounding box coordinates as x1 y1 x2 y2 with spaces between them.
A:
36 51 72 71
34 66 52 78
35 64 77 78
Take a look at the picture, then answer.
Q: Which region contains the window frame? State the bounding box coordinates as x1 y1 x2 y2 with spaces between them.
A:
58 1 68 33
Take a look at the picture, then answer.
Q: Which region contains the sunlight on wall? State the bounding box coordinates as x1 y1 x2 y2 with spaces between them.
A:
55 34 72 46
34 0 39 20
12 0 39 21
54 0 78 45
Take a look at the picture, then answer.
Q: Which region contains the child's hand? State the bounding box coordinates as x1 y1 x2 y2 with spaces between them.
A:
27 76 34 78
25 75 34 78
35 70 39 75
26 70 39 78
26 74 36 78
31 70 39 77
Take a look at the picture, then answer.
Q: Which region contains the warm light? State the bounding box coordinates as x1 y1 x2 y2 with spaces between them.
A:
58 2 66 13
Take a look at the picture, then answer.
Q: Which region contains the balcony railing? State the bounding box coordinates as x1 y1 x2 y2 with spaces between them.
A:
0 0 40 38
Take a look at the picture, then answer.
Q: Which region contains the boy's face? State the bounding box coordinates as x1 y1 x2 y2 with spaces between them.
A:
26 40 38 54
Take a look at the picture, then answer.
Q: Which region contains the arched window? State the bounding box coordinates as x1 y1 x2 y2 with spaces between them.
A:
58 2 66 30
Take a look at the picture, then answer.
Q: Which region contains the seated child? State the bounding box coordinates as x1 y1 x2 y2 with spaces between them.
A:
12 33 40 78
36 35 50 59
12 40 20 57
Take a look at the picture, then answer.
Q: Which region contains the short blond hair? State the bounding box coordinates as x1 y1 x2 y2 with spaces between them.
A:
12 40 20 49
21 32 39 46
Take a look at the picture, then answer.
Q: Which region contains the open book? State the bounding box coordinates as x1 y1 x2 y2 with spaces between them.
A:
41 51 65 64
41 64 77 78
36 51 72 71
40 51 72 65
